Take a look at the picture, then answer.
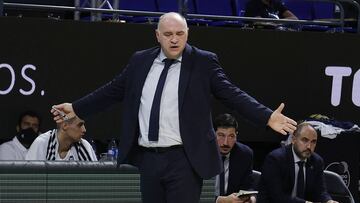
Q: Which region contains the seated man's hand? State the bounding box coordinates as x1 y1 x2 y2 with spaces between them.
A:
216 193 256 203
240 195 256 203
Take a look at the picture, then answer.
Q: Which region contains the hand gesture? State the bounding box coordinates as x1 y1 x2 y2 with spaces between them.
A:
267 103 297 135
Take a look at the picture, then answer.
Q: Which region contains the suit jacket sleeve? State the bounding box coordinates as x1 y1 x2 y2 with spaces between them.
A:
72 53 135 119
240 145 254 190
310 156 332 202
207 53 272 126
228 143 254 194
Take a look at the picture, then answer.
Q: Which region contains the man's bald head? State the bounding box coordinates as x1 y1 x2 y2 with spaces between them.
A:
157 12 188 30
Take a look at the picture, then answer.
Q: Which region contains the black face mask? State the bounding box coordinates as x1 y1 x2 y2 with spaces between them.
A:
16 128 38 149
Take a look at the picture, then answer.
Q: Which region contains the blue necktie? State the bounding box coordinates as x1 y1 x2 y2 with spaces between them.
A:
297 161 305 198
148 58 175 141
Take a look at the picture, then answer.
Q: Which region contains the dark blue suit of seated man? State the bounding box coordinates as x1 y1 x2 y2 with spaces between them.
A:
258 122 338 203
214 113 256 203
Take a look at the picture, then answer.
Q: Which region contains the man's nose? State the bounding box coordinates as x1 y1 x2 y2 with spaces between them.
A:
223 136 229 145
170 36 178 43
82 126 86 133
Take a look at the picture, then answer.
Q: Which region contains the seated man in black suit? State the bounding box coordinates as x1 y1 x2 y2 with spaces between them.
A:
214 113 256 203
258 122 338 203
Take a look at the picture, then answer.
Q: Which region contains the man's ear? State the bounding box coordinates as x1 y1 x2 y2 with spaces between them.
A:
291 135 296 144
16 125 20 133
60 122 69 131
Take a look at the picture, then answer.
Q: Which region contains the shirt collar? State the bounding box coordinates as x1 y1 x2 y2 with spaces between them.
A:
13 136 28 152
159 49 182 63
292 145 307 163
222 152 231 160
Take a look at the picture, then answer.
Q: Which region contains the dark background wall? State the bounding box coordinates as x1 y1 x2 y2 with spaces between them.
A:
1 17 359 143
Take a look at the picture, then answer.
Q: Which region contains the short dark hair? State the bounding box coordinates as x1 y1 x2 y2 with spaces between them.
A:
17 110 41 127
214 113 238 131
293 122 317 137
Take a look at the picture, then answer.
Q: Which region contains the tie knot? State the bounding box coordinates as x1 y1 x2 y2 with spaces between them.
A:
163 58 176 69
297 161 305 168
222 156 227 162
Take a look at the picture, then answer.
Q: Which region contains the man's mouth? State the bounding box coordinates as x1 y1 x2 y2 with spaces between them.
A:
303 150 311 154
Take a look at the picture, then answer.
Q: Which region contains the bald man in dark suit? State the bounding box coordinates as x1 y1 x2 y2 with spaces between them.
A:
52 12 297 203
258 123 338 203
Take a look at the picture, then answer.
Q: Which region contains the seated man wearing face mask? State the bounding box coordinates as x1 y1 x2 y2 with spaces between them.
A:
25 115 97 161
0 110 41 160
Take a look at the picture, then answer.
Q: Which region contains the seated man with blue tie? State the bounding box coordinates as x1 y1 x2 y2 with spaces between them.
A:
258 122 338 203
214 113 256 203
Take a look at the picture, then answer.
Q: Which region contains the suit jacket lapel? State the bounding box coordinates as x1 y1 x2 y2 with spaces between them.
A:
178 44 193 112
286 145 296 190
227 144 239 193
134 47 160 101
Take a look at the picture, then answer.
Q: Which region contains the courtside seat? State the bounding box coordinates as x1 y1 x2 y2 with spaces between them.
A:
324 170 355 203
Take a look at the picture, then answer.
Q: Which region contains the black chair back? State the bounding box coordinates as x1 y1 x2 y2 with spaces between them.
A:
251 170 261 190
324 170 355 203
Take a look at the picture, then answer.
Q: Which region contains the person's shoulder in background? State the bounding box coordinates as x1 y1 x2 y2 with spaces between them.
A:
25 130 52 160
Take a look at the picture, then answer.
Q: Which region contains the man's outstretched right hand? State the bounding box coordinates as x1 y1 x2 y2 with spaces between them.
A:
51 103 76 123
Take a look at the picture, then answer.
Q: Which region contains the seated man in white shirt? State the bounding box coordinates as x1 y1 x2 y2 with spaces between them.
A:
26 116 97 161
0 110 41 160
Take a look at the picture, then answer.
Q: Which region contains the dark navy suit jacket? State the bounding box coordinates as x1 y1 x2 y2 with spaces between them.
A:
258 145 332 203
72 44 272 179
225 142 254 195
